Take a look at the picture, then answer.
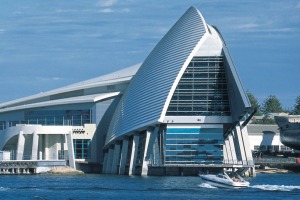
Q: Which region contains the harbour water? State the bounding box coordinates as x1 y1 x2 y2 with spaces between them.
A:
0 173 300 200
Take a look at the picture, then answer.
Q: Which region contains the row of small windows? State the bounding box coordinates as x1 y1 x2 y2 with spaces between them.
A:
167 105 230 112
24 110 91 126
0 121 5 130
0 110 91 130
182 73 226 79
176 84 227 90
171 94 229 100
165 156 223 164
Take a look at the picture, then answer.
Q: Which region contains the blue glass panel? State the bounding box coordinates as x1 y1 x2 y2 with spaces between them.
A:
164 127 224 164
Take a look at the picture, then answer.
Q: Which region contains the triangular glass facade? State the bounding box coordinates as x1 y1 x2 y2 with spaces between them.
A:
166 56 231 116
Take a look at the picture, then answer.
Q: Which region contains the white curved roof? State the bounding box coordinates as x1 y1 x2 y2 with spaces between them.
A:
0 63 140 111
105 7 209 146
0 92 120 113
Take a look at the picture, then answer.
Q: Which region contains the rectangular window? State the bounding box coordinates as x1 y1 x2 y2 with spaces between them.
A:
0 121 6 130
73 139 91 160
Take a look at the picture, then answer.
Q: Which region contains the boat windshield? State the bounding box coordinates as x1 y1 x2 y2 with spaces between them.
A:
217 174 227 179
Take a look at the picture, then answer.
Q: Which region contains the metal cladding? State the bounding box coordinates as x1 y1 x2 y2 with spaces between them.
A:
105 7 208 146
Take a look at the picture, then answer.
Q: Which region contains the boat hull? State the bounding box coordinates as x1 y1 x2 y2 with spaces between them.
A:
200 174 249 188
275 116 300 151
280 130 300 151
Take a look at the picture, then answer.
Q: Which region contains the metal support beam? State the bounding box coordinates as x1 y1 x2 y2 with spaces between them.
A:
240 126 253 164
141 128 152 176
228 133 237 163
234 127 246 164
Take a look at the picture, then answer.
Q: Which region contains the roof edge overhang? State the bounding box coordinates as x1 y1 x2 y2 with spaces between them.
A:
0 78 130 109
213 25 251 109
0 92 120 113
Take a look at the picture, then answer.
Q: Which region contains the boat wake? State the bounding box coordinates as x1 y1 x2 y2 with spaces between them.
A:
0 187 9 191
251 184 300 192
198 183 217 189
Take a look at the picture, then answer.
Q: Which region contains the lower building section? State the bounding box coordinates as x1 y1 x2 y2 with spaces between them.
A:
0 124 96 171
164 125 224 165
102 123 254 176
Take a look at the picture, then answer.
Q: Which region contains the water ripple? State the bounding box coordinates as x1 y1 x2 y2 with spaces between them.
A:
251 184 300 192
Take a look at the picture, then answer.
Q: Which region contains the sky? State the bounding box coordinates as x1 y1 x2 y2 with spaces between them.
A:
0 0 299 109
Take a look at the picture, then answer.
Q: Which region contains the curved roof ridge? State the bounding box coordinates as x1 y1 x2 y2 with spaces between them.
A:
105 6 208 146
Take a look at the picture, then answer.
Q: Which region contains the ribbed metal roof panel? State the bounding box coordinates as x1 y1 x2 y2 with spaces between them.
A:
105 7 207 145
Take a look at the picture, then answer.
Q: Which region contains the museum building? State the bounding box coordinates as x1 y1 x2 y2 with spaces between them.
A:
0 7 254 175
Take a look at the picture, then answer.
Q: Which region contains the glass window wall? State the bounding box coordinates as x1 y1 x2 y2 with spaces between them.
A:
164 127 223 165
23 110 91 126
166 56 231 116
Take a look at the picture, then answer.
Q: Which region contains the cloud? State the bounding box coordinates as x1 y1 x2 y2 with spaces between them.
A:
98 8 114 13
0 29 5 33
237 23 259 29
96 0 128 13
240 27 295 33
98 7 130 13
297 2 300 8
97 0 118 7
263 28 295 33
36 77 64 81
122 8 130 12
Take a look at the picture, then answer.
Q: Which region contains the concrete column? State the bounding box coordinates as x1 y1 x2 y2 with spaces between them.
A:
119 138 129 175
31 132 39 160
144 126 159 161
59 134 65 160
38 134 44 160
228 133 237 163
16 131 25 160
141 129 152 176
240 126 253 164
102 151 108 174
234 127 246 164
45 134 49 160
128 134 139 175
225 139 233 163
105 147 114 174
66 132 76 169
111 143 121 174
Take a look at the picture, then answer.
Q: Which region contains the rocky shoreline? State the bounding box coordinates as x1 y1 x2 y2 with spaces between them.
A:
256 168 292 174
47 166 84 174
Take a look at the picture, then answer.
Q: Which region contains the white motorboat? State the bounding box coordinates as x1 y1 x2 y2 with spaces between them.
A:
199 171 250 188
